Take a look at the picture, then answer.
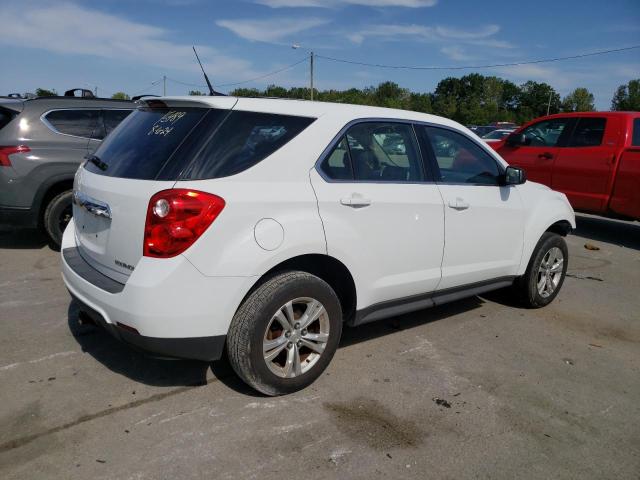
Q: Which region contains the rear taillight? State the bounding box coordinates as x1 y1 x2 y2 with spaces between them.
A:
0 145 30 167
143 189 225 258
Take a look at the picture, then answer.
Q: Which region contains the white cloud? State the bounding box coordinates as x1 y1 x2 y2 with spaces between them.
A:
0 1 259 79
216 17 330 43
440 46 474 61
346 23 512 49
255 0 437 8
435 25 500 39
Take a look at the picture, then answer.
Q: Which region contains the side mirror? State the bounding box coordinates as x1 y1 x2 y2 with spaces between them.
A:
503 166 526 185
506 132 526 147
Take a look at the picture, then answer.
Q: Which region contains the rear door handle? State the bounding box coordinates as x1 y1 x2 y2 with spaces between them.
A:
538 152 553 160
340 195 371 208
448 198 470 210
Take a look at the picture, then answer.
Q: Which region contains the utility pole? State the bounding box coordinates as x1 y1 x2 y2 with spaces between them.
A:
94 86 98 97
310 51 314 102
292 44 315 101
163 75 167 96
546 90 552 115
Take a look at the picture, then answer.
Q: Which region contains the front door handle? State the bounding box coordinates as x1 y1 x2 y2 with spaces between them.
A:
340 194 371 208
448 198 470 210
538 152 553 160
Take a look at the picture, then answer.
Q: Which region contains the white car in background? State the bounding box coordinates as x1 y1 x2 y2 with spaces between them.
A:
482 128 516 143
61 96 575 395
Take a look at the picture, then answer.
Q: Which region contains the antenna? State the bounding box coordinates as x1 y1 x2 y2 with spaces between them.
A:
192 46 224 96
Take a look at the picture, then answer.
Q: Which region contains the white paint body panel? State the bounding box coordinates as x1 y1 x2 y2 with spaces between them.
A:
436 184 525 289
310 169 445 309
61 96 575 341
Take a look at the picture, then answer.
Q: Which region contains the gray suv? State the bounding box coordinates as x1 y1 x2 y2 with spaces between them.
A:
0 93 133 245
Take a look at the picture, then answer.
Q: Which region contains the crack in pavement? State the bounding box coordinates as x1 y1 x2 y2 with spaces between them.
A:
0 379 217 454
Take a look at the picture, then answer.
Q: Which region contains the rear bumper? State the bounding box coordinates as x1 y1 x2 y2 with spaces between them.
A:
0 205 38 228
72 294 226 361
61 218 257 361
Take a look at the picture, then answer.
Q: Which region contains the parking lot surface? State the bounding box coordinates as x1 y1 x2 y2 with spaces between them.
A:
0 214 639 479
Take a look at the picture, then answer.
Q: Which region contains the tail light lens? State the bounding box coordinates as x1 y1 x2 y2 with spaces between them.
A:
143 189 225 258
0 145 30 167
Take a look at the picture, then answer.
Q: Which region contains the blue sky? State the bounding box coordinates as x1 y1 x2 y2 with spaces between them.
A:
1 0 638 109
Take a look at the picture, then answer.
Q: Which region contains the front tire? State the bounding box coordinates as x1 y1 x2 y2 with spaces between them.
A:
227 271 342 396
43 190 73 247
515 232 568 308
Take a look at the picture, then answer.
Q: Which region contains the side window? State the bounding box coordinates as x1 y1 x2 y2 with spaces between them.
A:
568 117 606 147
320 137 353 180
104 109 132 136
44 109 101 139
521 119 570 147
180 111 315 179
422 126 501 185
344 122 424 182
631 118 640 147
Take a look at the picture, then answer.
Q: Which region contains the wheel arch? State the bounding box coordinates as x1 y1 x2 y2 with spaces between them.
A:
33 175 74 227
517 190 575 276
242 254 357 323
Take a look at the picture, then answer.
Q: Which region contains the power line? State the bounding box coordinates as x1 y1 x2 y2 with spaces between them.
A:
215 56 309 87
315 45 640 71
165 56 310 91
130 78 163 96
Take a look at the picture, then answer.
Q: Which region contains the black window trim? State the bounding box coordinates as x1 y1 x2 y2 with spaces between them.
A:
314 117 505 186
41 107 133 141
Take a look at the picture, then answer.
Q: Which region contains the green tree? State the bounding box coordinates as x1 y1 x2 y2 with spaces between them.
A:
111 91 130 100
611 79 640 111
562 88 595 112
188 90 205 96
35 88 57 97
517 81 561 120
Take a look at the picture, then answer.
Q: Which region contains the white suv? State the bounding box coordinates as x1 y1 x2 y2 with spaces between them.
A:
61 96 575 395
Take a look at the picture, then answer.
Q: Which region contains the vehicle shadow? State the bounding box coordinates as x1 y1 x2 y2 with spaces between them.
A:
0 228 52 250
67 296 487 394
211 297 487 396
67 301 211 388
573 214 640 250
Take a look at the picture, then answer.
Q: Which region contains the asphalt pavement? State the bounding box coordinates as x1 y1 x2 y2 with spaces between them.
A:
0 214 638 479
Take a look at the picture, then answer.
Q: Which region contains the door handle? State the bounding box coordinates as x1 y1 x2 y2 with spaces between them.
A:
340 194 371 208
538 152 553 160
448 198 470 210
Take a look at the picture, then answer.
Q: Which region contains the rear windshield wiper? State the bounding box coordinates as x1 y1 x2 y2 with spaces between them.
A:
86 154 108 171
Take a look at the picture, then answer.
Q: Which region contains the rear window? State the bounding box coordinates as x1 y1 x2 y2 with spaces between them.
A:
0 107 18 131
44 109 101 138
633 118 640 147
85 107 216 179
568 117 606 147
85 107 315 180
179 111 315 180
104 109 133 136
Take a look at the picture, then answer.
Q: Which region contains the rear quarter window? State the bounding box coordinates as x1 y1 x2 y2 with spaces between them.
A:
179 111 315 180
44 109 101 138
0 107 18 131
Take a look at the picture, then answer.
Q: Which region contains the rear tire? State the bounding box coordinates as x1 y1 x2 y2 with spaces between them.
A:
43 190 73 248
227 271 342 396
515 232 568 308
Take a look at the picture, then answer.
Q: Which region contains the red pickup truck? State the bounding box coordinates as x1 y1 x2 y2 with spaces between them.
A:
491 112 640 220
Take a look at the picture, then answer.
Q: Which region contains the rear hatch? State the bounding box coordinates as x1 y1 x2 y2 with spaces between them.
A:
73 97 238 282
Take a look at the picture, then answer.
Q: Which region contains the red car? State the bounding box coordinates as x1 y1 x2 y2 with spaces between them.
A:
491 112 640 220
